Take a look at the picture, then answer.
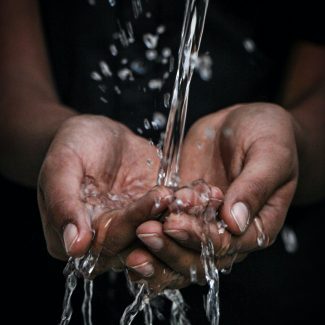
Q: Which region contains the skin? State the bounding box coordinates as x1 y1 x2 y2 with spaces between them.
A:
0 1 324 291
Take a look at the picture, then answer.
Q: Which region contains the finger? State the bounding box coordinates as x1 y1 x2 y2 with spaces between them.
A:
169 183 223 215
92 186 173 257
136 220 207 284
163 212 232 256
38 147 93 259
126 248 190 292
227 185 296 253
220 141 297 234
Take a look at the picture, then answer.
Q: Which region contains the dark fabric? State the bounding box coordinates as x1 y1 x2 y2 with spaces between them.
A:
2 1 324 324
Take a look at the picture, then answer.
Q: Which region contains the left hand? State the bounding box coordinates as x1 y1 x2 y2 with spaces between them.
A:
126 103 299 288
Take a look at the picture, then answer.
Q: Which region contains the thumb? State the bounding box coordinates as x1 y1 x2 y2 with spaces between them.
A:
38 148 93 259
220 144 297 235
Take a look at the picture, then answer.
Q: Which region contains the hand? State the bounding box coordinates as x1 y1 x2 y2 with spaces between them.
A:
37 114 172 273
127 103 299 288
126 181 226 291
164 103 299 259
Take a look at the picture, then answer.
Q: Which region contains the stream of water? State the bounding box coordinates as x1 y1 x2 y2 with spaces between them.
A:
59 0 219 324
121 0 212 324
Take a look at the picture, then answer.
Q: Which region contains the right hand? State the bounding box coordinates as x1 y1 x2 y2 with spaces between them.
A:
37 114 172 274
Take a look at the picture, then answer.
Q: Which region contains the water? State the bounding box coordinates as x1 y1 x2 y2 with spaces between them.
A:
121 0 211 324
157 0 210 188
82 279 94 325
61 0 215 323
59 265 78 325
59 253 99 325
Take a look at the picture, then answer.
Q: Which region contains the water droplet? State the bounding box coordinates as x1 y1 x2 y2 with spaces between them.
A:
89 0 96 5
145 12 152 19
117 68 134 81
147 159 153 167
130 60 147 75
164 93 171 108
152 112 167 129
148 79 163 90
222 127 233 138
162 47 172 58
281 226 298 253
117 21 130 47
145 50 158 61
108 0 116 6
126 22 135 43
163 72 170 80
254 217 268 248
216 220 228 234
195 53 213 81
109 44 118 56
121 58 128 65
243 38 256 53
114 86 122 95
98 84 107 93
131 0 143 19
137 128 143 135
190 265 198 283
175 198 184 207
204 127 215 139
90 71 102 81
196 141 203 150
157 25 166 35
100 97 108 103
144 118 151 130
99 61 112 77
143 33 159 49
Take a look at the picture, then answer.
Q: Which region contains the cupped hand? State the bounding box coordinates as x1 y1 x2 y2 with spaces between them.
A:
165 103 299 256
127 103 300 289
37 114 172 271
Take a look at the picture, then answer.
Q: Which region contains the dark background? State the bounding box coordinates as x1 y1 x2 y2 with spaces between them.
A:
1 0 324 324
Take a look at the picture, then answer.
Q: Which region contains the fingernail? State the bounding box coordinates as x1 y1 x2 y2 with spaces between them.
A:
63 223 79 254
164 230 189 241
138 234 164 251
231 202 250 232
131 262 154 277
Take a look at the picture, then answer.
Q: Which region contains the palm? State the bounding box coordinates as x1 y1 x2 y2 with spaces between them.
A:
38 115 163 262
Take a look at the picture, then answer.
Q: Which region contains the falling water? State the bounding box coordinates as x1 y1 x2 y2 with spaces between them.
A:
59 252 99 325
59 261 78 325
157 0 209 188
82 279 94 325
121 0 212 324
60 0 217 324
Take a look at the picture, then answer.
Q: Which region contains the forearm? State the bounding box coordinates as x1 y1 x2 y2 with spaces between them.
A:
0 0 77 186
282 42 325 204
0 97 76 187
289 81 325 204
